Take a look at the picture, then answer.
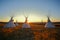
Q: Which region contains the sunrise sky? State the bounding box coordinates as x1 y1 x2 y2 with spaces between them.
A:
0 0 60 22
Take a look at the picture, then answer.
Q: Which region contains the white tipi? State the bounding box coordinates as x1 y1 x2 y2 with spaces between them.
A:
4 17 16 28
15 20 19 26
45 17 55 28
22 16 30 28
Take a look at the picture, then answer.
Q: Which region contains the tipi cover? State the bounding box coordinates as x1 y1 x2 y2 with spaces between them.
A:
45 17 55 28
15 20 19 26
4 17 16 28
22 17 30 28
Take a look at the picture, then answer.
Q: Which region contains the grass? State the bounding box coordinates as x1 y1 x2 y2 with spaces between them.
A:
0 22 60 40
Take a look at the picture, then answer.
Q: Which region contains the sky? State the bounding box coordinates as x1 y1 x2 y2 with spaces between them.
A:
0 0 60 22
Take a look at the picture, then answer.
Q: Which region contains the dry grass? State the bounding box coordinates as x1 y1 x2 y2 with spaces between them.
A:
0 23 60 40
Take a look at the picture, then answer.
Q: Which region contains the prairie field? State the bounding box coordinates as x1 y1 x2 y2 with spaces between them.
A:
0 22 60 40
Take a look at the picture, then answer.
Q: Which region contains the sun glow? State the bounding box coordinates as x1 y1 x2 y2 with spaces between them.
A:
0 14 59 22
14 15 59 22
14 14 47 22
0 16 59 22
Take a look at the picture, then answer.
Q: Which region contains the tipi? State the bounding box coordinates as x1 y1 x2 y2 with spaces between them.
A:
22 16 30 28
45 17 55 28
15 20 19 26
4 17 16 28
